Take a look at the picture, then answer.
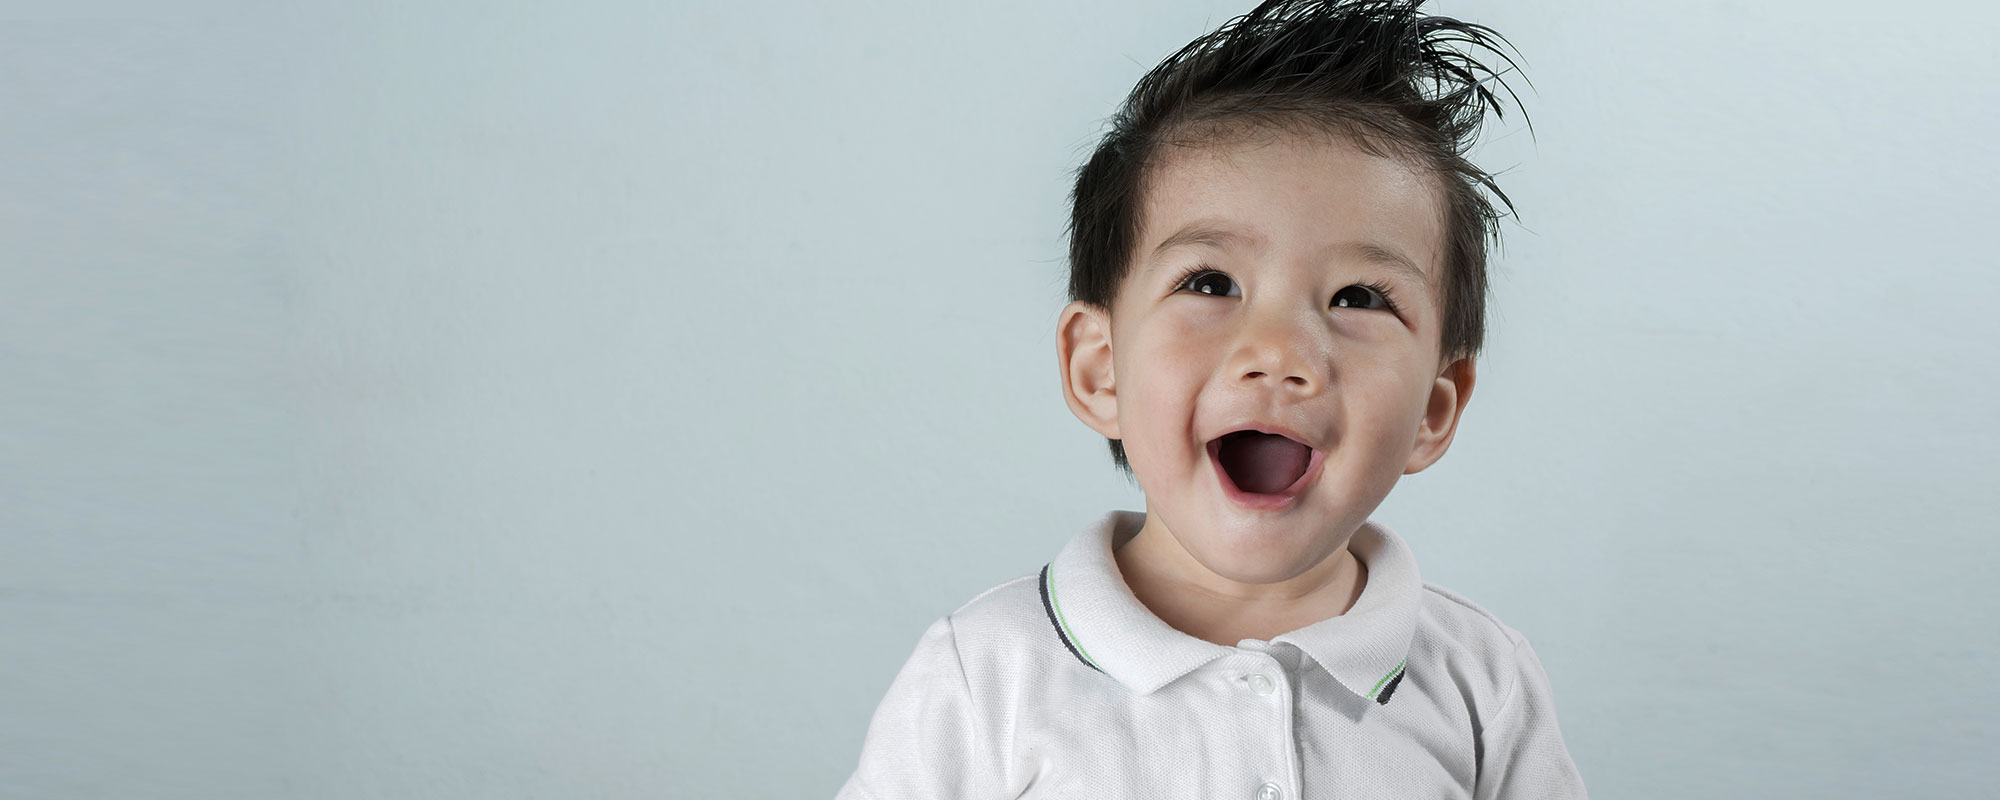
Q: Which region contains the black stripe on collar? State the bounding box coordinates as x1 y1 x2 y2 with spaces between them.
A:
1038 563 1101 673
1375 667 1406 705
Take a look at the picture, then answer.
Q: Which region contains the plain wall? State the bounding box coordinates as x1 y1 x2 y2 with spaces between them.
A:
4 0 1996 797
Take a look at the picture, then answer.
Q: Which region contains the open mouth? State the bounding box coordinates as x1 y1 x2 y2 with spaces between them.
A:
1210 430 1315 495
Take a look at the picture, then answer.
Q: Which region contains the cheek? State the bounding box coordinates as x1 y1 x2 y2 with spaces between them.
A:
1344 366 1430 438
1122 316 1216 388
1117 355 1196 436
1153 312 1232 367
1113 330 1211 464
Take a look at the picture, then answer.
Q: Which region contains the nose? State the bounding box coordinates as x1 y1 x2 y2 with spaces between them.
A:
1227 306 1323 397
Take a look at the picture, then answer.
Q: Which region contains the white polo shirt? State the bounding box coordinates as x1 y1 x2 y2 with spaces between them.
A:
837 510 1587 799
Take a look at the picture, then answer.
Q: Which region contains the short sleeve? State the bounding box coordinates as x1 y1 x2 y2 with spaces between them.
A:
835 616 994 800
1473 637 1588 800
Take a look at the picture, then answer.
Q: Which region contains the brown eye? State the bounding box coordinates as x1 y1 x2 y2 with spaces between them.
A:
1174 269 1239 297
1332 284 1390 310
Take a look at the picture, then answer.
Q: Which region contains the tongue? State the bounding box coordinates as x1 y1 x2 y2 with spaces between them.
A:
1219 432 1311 494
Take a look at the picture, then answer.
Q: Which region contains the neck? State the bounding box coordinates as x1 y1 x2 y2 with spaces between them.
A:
1113 513 1368 647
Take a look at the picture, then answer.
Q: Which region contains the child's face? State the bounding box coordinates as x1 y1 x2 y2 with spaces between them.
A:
1058 130 1476 581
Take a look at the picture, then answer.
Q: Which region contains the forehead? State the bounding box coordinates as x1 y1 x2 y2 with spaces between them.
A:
1132 131 1445 291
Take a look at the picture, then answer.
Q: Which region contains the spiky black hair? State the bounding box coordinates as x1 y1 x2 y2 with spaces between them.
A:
1064 0 1532 479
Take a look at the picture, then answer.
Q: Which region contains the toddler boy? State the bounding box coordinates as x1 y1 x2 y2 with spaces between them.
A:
839 1 1586 797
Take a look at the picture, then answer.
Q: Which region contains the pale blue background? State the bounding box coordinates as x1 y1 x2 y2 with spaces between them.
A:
4 0 1996 797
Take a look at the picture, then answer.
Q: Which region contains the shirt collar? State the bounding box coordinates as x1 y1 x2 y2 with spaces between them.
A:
1039 509 1422 702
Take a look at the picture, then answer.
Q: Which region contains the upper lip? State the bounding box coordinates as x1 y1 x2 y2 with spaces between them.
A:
1206 422 1321 452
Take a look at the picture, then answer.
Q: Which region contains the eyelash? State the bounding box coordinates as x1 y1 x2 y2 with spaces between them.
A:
1168 265 1402 314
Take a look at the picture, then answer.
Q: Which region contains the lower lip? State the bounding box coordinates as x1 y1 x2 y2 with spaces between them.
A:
1207 439 1326 511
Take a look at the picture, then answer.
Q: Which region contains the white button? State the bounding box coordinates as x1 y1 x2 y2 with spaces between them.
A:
1256 782 1282 800
1246 673 1276 696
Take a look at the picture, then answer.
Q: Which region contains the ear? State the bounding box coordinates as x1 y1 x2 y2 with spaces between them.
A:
1404 356 1476 475
1057 301 1121 441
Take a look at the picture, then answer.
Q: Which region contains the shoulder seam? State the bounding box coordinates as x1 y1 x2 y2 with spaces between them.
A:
1481 636 1530 734
1420 585 1546 766
940 615 996 793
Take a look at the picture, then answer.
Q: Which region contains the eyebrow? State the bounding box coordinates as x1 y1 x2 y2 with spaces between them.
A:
1148 221 1430 290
